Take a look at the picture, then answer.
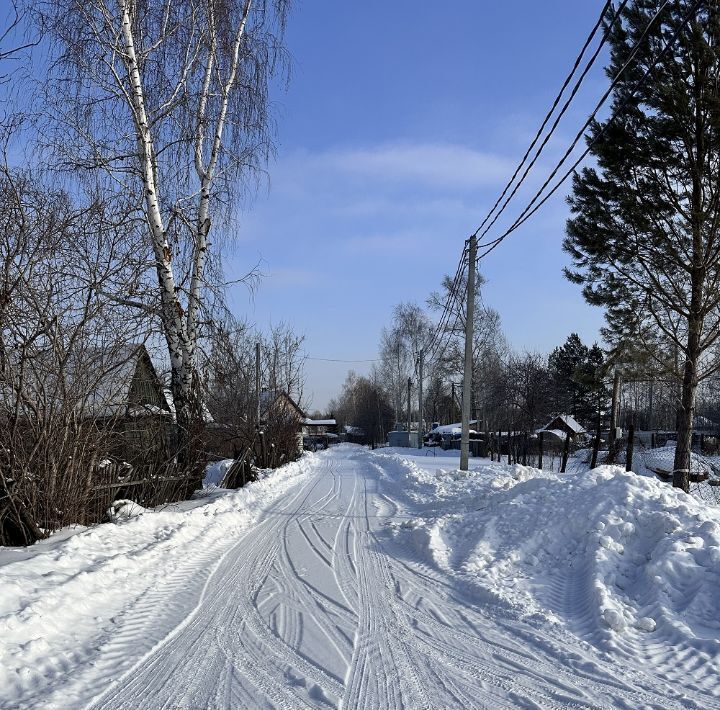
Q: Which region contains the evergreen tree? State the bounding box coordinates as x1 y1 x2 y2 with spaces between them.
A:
564 1 720 491
548 334 607 426
548 333 589 416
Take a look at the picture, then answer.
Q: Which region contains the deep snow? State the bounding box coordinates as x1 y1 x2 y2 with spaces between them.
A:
1 445 719 708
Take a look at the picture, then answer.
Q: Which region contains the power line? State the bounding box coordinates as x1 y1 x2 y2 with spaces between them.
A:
394 1 702 405
473 0 627 241
305 357 380 363
422 242 469 362
476 0 699 261
420 1 627 374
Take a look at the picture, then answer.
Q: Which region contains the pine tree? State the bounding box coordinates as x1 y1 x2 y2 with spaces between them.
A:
548 334 607 426
564 1 720 491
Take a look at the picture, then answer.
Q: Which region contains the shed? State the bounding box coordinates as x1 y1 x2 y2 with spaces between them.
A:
82 344 174 462
538 414 586 441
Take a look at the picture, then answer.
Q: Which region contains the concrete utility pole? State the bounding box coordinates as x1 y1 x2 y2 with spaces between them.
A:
609 368 622 463
407 376 412 443
460 235 477 471
255 342 261 425
418 349 424 449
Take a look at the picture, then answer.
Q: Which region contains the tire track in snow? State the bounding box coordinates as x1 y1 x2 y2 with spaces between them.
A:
84 463 341 709
23 445 715 710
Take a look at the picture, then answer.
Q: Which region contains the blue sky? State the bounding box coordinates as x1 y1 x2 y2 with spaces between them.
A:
226 0 612 410
1 1 611 412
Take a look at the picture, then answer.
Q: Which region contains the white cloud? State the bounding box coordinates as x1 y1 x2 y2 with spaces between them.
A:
314 143 516 190
271 142 518 195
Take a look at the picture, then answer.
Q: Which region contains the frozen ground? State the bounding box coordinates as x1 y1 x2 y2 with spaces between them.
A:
1 444 720 708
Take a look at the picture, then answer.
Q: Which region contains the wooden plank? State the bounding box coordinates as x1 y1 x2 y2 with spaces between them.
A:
91 475 189 492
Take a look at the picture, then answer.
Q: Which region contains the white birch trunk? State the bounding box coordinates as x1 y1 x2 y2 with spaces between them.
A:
187 0 252 365
119 0 194 424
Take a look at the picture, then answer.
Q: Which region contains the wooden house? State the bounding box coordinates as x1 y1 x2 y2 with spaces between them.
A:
77 344 174 463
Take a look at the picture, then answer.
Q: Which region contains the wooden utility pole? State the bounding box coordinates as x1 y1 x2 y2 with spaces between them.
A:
590 415 601 469
460 235 477 471
626 420 635 472
418 349 424 449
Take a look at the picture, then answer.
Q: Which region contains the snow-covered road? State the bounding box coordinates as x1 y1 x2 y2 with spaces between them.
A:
3 444 720 708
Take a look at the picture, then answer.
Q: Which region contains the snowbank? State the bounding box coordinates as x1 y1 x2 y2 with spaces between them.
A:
640 446 712 478
203 458 235 487
375 450 720 683
0 454 316 709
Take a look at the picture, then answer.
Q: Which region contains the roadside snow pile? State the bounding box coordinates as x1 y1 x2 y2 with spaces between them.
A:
0 454 315 709
105 499 148 521
376 451 720 671
203 458 235 487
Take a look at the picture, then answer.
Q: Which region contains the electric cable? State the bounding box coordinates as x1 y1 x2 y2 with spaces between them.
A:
476 0 702 261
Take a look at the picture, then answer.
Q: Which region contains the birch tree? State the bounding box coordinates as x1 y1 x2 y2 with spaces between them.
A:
36 0 289 454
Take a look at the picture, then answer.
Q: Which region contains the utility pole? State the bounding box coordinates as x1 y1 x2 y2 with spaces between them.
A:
460 235 477 471
418 349 424 449
609 369 622 463
256 342 262 425
407 376 412 444
256 341 265 467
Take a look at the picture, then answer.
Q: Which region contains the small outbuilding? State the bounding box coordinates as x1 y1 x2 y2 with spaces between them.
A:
537 414 586 442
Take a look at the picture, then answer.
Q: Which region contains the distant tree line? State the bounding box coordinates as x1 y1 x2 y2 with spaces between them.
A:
328 264 610 444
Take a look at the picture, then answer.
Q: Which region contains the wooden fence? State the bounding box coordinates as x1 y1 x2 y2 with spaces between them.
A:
84 460 197 524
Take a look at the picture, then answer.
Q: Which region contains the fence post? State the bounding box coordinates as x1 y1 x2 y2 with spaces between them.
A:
561 433 570 473
608 369 622 463
538 432 544 470
590 417 601 469
626 422 635 472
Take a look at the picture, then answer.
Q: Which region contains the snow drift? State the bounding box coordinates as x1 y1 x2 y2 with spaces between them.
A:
377 451 720 694
0 454 316 709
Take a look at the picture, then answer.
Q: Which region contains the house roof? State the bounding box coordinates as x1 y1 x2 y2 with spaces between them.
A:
429 420 479 436
539 414 585 436
303 418 336 426
260 390 306 420
2 343 169 419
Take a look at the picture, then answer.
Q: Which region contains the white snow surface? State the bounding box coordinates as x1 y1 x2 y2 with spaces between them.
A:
203 458 235 487
1 444 719 708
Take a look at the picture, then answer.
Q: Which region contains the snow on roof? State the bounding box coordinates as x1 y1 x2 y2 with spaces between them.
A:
429 420 479 435
642 446 712 477
303 418 336 426
540 414 585 435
